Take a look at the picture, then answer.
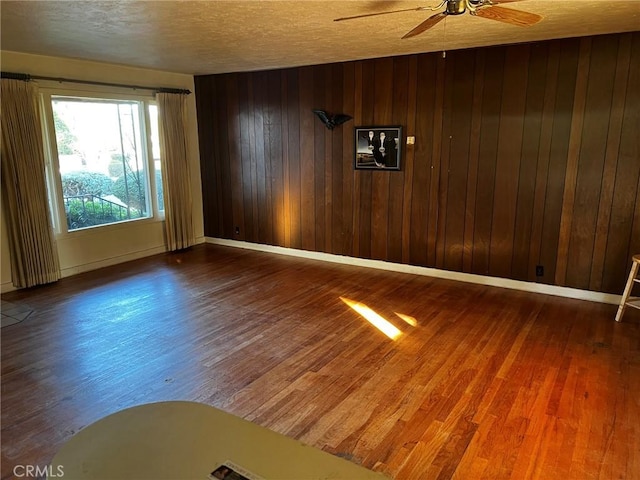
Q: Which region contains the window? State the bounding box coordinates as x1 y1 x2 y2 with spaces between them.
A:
43 94 162 232
148 104 164 212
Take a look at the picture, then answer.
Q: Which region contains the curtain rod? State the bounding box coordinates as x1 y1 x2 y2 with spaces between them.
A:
0 71 191 95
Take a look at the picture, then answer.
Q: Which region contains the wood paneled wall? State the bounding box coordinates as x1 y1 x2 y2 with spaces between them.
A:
195 32 639 294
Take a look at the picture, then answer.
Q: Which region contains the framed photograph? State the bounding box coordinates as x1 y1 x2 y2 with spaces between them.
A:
354 126 402 170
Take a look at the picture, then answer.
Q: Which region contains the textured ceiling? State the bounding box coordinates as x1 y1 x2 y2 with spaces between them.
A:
1 0 639 75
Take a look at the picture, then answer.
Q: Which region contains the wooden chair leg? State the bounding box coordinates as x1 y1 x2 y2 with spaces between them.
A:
616 259 640 322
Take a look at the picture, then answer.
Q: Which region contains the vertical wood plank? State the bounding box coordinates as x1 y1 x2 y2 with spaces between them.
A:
234 74 253 241
555 37 592 286
528 43 560 281
538 38 580 285
211 76 227 237
235 73 255 241
443 50 475 272
342 62 356 256
225 74 245 242
472 48 505 275
435 53 455 270
281 70 291 247
246 74 260 243
299 66 316 251
286 69 302 250
359 171 373 259
313 65 327 252
427 56 446 267
410 54 437 266
358 60 375 259
462 49 486 273
253 71 270 244
193 76 219 238
330 63 345 255
401 55 418 265
261 72 275 246
216 75 235 238
352 61 363 257
489 44 529 279
320 64 332 254
267 70 284 247
370 58 394 261
511 44 547 281
388 56 410 264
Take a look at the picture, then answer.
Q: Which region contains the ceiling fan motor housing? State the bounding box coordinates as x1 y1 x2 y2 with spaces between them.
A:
446 0 467 15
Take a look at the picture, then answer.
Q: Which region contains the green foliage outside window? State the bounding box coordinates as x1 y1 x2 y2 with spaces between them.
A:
113 172 146 212
155 170 164 211
61 170 148 230
53 110 76 155
65 198 141 230
61 171 113 197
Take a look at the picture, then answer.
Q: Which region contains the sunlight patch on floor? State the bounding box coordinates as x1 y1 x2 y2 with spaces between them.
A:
340 297 402 340
395 312 418 327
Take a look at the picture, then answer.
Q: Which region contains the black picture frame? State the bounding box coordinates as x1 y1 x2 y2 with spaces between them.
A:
354 126 402 171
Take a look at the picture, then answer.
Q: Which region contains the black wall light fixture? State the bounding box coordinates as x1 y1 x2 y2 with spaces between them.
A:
312 109 352 130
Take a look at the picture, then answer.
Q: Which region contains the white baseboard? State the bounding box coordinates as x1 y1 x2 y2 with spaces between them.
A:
59 245 168 278
1 282 17 294
1 236 206 294
205 237 621 306
60 236 207 278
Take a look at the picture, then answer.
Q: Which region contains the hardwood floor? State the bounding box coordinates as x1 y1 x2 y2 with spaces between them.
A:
1 244 639 479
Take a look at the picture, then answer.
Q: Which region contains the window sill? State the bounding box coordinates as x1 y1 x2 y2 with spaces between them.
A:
55 214 164 239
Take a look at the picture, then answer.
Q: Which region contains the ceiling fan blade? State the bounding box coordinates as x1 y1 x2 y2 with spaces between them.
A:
334 6 429 22
402 12 447 39
474 5 542 27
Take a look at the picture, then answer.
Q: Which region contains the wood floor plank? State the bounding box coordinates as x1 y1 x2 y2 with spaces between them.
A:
1 244 639 479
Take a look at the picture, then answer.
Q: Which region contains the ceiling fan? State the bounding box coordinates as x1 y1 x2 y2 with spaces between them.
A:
334 0 543 39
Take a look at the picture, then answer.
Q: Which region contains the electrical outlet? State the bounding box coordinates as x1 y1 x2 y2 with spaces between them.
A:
536 265 544 277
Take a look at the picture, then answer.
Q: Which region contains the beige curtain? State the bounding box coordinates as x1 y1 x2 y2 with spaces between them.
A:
157 92 195 251
1 79 61 288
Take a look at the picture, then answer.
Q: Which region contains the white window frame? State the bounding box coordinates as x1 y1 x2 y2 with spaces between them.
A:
146 102 164 217
39 85 164 237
